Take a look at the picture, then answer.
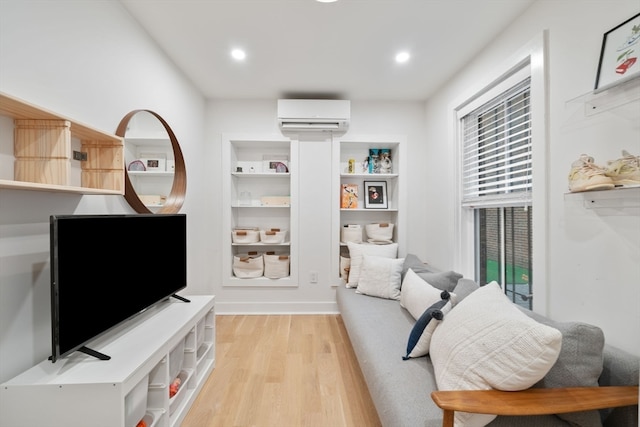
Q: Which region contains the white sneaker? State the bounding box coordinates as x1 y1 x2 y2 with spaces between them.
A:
568 154 615 192
604 150 640 186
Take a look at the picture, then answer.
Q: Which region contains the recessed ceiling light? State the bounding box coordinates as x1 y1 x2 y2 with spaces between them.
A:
231 49 246 61
316 0 338 3
395 51 410 63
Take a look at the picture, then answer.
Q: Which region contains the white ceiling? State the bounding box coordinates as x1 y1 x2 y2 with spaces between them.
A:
120 0 534 101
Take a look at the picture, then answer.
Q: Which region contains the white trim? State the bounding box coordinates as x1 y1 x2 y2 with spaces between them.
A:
452 31 549 314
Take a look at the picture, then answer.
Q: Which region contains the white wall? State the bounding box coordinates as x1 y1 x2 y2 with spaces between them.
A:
423 0 640 355
0 0 207 382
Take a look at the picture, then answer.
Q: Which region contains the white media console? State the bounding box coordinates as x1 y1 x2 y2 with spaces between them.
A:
0 295 215 427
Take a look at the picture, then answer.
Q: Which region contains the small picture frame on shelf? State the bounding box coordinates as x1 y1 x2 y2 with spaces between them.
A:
140 152 166 171
594 12 640 93
364 181 387 209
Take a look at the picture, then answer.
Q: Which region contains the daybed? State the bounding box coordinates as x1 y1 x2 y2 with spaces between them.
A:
336 251 639 427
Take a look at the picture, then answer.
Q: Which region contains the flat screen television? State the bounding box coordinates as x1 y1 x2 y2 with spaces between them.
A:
49 213 188 362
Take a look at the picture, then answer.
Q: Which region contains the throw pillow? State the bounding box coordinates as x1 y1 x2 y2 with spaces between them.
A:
346 242 398 288
452 278 480 303
520 307 605 427
403 291 452 360
400 254 462 292
399 268 447 320
430 282 562 427
401 253 435 279
356 255 405 300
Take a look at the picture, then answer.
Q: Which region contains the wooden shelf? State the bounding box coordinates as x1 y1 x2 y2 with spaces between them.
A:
0 92 124 194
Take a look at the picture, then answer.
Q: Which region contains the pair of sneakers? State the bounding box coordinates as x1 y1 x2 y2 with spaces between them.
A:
568 150 640 193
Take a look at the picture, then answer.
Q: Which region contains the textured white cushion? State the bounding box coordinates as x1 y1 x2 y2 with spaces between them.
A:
400 268 446 320
346 242 398 288
356 255 404 300
430 282 562 427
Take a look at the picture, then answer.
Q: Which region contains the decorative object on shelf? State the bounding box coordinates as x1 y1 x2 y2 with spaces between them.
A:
140 153 166 171
368 148 393 173
260 196 290 206
128 160 146 171
341 183 359 208
348 158 355 173
594 12 640 92
263 154 289 173
364 181 388 209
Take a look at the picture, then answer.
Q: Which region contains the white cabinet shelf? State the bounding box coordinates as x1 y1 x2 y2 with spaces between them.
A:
0 295 215 427
222 134 299 287
331 135 407 285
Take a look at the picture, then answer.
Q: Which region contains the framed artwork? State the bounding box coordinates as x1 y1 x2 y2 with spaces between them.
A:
594 12 640 92
364 181 387 209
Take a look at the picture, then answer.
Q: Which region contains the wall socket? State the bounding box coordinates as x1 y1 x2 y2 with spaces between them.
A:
310 271 318 283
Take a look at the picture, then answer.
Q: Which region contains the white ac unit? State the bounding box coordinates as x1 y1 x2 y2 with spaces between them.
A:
277 99 350 133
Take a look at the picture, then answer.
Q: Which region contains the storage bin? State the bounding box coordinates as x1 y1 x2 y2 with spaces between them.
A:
169 339 185 381
259 228 287 244
169 370 190 415
233 252 264 278
232 229 259 244
125 374 148 427
341 224 362 243
340 255 351 282
264 253 290 278
365 222 394 243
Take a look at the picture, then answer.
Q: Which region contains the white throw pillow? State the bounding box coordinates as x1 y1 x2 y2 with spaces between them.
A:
430 281 562 427
400 268 447 320
356 255 405 300
346 242 398 288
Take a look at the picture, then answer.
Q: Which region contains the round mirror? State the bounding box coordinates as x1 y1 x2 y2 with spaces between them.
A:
116 110 186 214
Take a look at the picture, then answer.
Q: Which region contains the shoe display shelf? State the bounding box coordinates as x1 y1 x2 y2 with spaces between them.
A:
564 186 640 214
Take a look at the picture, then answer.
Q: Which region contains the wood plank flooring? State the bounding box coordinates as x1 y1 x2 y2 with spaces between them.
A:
182 314 382 427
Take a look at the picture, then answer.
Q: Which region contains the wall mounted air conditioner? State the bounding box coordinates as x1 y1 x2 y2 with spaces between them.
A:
277 99 350 133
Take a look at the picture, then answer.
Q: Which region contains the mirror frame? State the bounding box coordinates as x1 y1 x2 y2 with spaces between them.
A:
116 109 186 214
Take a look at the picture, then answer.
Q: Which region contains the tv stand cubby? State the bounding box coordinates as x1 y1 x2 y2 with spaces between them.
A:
0 295 215 427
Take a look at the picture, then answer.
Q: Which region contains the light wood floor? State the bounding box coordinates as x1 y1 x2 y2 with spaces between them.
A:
182 314 381 427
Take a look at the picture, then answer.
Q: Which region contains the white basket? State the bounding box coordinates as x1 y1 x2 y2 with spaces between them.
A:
232 229 260 244
233 253 264 278
340 255 351 282
264 253 290 278
365 223 394 243
341 225 362 243
260 229 287 244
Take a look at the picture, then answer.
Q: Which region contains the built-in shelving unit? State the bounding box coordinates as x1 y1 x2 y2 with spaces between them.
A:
221 134 299 287
0 295 215 427
0 92 124 194
331 135 407 286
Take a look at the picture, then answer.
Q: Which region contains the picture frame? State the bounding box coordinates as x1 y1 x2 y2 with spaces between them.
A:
364 181 388 209
594 12 640 93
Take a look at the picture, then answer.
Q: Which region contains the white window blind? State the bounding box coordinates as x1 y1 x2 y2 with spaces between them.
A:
462 77 532 208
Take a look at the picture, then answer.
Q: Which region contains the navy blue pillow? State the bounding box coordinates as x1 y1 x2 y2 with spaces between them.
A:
403 291 450 360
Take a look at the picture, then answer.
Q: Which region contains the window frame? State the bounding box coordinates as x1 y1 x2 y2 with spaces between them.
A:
452 32 549 313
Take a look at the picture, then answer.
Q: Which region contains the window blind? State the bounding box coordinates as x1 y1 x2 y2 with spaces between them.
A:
462 77 532 208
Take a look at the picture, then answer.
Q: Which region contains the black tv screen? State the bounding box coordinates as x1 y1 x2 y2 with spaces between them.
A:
49 213 187 362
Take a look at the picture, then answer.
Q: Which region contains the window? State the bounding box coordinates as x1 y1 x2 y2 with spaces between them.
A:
461 75 533 309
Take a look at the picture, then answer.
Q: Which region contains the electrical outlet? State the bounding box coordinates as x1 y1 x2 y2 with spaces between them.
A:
310 271 318 283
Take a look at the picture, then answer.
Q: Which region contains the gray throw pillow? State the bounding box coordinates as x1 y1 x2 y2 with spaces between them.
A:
452 278 480 302
400 254 462 292
521 308 605 427
401 253 435 279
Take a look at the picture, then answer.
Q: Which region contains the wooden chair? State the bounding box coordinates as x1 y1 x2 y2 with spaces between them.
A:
431 386 639 427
